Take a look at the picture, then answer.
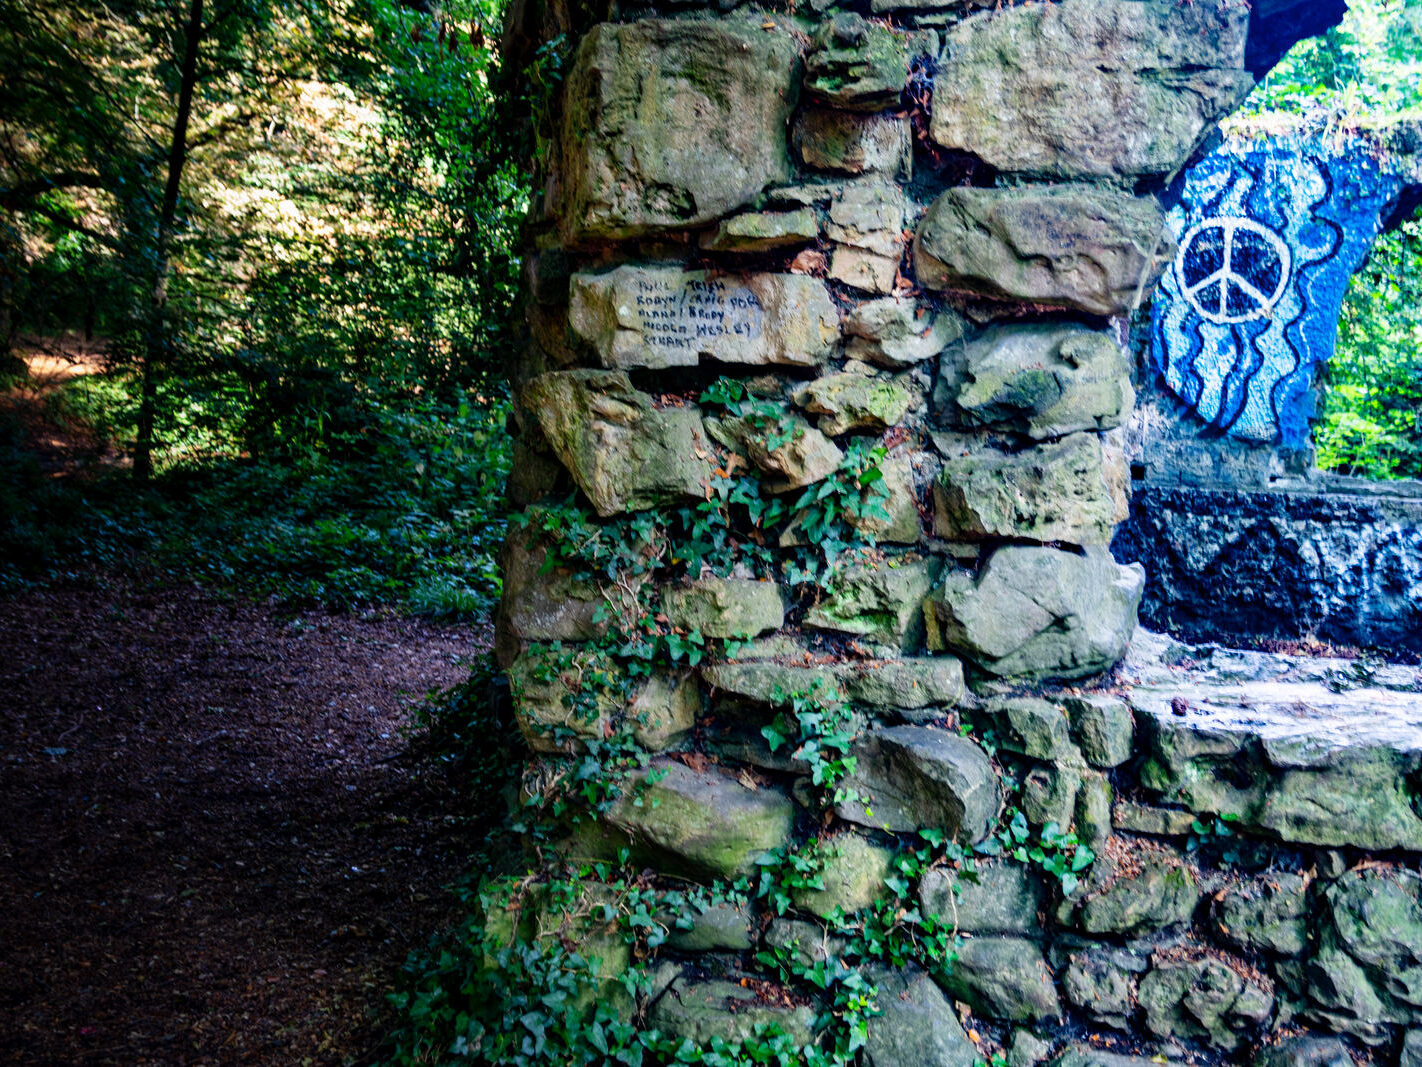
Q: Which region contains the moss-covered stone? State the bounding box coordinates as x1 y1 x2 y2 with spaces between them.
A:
1135 677 1422 852
1061 944 1147 1030
924 545 1144 681
700 209 819 252
522 370 717 516
796 365 911 437
948 323 1134 440
795 108 909 177
649 973 817 1047
556 17 799 241
507 648 618 754
790 833 894 918
1074 772 1113 852
1137 955 1273 1051
828 179 906 294
1306 867 1422 1042
846 296 965 369
919 861 1048 937
804 556 938 649
603 759 795 880
663 901 753 953
862 964 981 1067
914 184 1172 316
496 523 641 663
1072 853 1201 937
1217 872 1309 957
703 654 963 715
838 655 965 713
662 577 785 639
708 407 844 493
936 935 1063 1023
1111 800 1197 836
979 697 1074 761
803 13 909 112
627 672 701 751
929 0 1252 180
1020 756 1084 829
1062 694 1135 769
849 454 923 545
933 432 1129 546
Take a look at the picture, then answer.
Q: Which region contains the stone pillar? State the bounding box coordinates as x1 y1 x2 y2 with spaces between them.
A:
487 1 1344 1062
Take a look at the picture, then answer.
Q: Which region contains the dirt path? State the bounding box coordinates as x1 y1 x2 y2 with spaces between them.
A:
0 578 487 1065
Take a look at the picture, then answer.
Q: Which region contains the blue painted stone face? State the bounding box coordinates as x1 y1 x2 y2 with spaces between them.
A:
1151 139 1401 448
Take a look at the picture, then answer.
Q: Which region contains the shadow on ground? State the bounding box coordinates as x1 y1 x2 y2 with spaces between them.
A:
0 578 486 1065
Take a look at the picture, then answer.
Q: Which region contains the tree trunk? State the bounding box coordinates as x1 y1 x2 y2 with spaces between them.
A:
134 0 205 482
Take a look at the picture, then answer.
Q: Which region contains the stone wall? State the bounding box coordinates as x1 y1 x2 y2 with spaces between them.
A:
481 2 1422 1065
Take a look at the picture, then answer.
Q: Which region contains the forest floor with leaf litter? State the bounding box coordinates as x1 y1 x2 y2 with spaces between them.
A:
0 578 487 1065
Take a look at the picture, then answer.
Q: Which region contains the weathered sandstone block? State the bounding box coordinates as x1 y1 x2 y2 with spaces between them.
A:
915 184 1173 316
933 432 1130 545
931 0 1252 179
556 17 799 241
924 545 1144 680
522 369 717 516
569 267 838 370
947 323 1134 439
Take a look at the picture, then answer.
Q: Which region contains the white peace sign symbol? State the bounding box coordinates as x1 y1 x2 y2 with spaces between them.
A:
1175 217 1292 325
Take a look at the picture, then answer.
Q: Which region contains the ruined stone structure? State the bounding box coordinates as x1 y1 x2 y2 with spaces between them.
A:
490 2 1422 1064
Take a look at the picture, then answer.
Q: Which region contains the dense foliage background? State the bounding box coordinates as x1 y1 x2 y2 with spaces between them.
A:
0 0 525 608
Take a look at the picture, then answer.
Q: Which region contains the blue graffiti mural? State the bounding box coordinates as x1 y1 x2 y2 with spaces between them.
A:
1151 138 1401 449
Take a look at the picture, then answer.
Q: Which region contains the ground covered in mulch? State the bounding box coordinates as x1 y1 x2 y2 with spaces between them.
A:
0 578 487 1065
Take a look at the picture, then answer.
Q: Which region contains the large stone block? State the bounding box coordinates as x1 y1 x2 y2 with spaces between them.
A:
1217 872 1310 957
924 546 1144 681
522 370 717 516
804 556 938 649
919 861 1048 937
836 725 997 838
936 936 1063 1023
703 655 964 713
662 576 785 638
948 323 1134 440
914 184 1173 316
1069 852 1202 937
603 759 795 880
650 973 817 1047
1306 868 1422 1042
1133 680 1422 852
569 267 838 370
556 17 799 241
1138 956 1273 1051
930 0 1252 179
933 432 1129 546
862 965 980 1067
